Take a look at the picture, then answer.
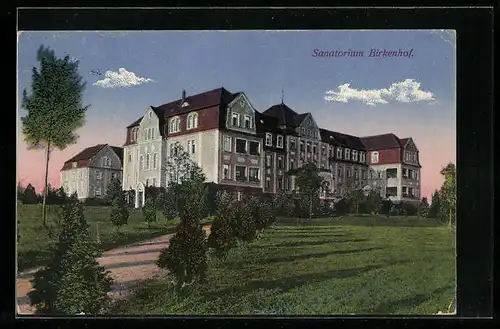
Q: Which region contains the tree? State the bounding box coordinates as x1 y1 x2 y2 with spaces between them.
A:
21 45 88 228
439 163 456 228
380 199 393 218
156 155 209 294
163 182 180 222
105 177 122 205
294 163 324 225
428 190 441 219
23 183 39 204
110 193 129 233
142 197 157 229
17 182 25 201
207 191 237 260
28 193 112 315
231 200 257 242
419 197 430 218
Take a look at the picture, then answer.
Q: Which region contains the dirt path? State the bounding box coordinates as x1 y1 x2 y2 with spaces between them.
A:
17 225 211 315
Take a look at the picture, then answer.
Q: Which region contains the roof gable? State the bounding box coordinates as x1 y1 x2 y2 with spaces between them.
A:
262 103 299 127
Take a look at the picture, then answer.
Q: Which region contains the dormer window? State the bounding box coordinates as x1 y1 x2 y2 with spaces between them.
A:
72 162 77 168
187 112 198 130
345 148 351 160
232 113 240 127
277 135 284 148
244 115 252 129
352 150 358 162
169 116 181 133
131 127 139 142
181 102 189 107
148 112 152 118
265 133 273 146
360 152 366 163
371 151 379 164
337 147 342 159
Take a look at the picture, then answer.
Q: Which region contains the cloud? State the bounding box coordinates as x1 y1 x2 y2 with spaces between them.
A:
93 68 154 88
324 79 435 106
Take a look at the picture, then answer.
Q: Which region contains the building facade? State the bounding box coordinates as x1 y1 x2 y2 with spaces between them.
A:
60 144 123 199
122 87 422 208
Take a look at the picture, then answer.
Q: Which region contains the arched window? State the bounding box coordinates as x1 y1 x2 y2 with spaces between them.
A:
371 151 379 164
140 155 144 170
169 116 181 133
187 112 198 130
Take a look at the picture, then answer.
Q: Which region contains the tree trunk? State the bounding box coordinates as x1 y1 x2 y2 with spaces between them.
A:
448 207 453 229
42 143 51 228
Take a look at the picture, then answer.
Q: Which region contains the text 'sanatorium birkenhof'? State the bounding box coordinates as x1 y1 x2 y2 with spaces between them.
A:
312 48 415 58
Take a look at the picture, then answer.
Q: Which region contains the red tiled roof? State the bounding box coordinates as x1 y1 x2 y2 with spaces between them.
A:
61 144 123 171
360 133 402 151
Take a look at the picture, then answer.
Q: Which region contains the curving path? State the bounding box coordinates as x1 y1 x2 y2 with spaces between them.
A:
16 225 211 315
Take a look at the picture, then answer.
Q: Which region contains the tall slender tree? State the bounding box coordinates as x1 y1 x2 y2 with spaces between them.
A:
294 163 324 225
439 163 456 228
21 45 88 228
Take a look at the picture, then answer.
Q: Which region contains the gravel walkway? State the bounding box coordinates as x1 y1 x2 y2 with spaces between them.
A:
16 225 211 315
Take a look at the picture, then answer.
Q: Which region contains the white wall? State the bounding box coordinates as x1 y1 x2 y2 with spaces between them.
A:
61 167 90 199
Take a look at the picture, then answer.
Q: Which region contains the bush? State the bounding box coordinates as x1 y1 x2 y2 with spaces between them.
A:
22 183 38 204
163 184 179 222
28 194 113 315
231 201 257 243
110 197 129 232
334 198 350 216
380 200 393 217
84 197 110 207
142 197 157 228
207 191 237 260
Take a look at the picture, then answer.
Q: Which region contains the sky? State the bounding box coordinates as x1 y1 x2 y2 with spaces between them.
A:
17 30 456 199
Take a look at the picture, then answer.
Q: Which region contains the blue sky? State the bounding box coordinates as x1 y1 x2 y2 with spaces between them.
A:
17 30 456 197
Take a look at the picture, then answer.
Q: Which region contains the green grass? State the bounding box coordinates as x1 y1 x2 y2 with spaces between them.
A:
109 216 455 316
17 203 180 272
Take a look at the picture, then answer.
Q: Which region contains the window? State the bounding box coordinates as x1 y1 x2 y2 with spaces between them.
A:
386 187 397 197
413 153 417 163
145 178 149 186
232 113 240 126
345 148 351 160
147 128 152 140
128 153 132 163
140 155 144 170
169 117 180 133
266 176 271 189
299 141 305 152
290 138 296 150
265 133 272 146
223 136 232 152
235 166 246 181
131 128 138 142
249 168 259 182
187 112 198 129
94 187 101 196
312 144 317 154
237 191 242 201
277 176 283 190
223 164 230 180
403 168 408 178
187 140 196 154
409 187 414 197
152 178 156 187
290 159 295 170
266 155 271 167
276 135 284 148
362 170 366 180
347 169 351 178
235 139 247 154
387 168 397 178
96 170 102 180
360 152 366 163
352 150 358 162
277 156 284 169
146 154 150 169
152 128 155 139
72 172 76 180
249 141 260 155
337 148 342 159
244 115 252 129
322 145 326 155
153 153 158 169
371 151 379 163
306 142 311 153
301 127 306 135
355 170 359 179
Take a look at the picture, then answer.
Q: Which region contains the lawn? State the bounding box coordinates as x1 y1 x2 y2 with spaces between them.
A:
109 216 456 316
16 203 181 272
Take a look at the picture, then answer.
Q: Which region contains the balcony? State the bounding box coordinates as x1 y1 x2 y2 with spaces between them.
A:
386 177 398 187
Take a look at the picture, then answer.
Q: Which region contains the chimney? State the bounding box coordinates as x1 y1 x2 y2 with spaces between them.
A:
182 90 186 103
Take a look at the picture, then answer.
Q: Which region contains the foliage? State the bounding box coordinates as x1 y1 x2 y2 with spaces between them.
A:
17 182 25 201
428 190 441 218
439 163 456 227
110 195 129 232
380 200 393 217
231 200 257 243
142 197 157 228
27 194 112 315
83 197 110 207
21 45 88 227
105 177 122 205
294 163 325 223
334 198 350 216
207 191 237 259
22 183 39 204
163 182 180 222
419 197 430 217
